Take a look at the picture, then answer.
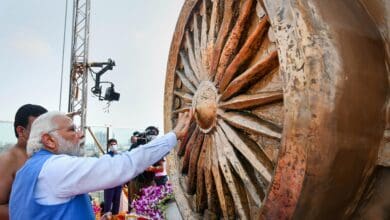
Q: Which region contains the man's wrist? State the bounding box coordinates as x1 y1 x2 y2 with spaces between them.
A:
173 130 179 139
166 132 178 147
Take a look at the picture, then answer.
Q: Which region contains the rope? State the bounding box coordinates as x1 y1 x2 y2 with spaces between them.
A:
59 0 69 111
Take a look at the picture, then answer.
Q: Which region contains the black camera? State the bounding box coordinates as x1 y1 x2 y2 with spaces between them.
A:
134 131 153 145
104 84 120 101
129 126 159 151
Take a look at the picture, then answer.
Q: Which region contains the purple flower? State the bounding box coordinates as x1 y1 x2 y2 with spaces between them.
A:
131 184 174 219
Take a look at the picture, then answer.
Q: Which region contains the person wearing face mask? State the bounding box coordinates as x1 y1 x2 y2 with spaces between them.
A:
103 139 122 215
9 110 193 220
107 139 119 156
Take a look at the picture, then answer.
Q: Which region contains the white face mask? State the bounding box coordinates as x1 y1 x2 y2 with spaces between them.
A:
110 144 118 152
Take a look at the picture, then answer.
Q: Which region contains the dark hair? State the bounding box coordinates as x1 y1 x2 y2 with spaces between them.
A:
14 104 47 138
145 126 159 136
107 138 117 146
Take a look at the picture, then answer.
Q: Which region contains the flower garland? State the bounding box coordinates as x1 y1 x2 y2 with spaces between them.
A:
131 183 174 219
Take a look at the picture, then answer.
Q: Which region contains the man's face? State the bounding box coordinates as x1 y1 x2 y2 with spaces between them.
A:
51 116 85 156
108 141 118 152
131 136 137 144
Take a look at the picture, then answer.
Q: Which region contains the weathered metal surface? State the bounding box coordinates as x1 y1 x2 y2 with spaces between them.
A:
260 0 389 219
164 0 389 219
359 0 390 168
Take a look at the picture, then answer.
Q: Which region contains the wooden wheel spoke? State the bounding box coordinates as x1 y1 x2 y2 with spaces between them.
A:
179 51 200 86
193 15 206 79
186 131 205 194
200 0 211 77
218 119 273 182
175 70 197 93
216 126 262 207
184 32 201 80
218 110 281 139
181 128 202 174
200 0 208 53
215 130 250 219
210 134 235 219
219 16 270 92
221 50 279 101
219 90 283 110
203 0 219 80
214 0 255 84
174 90 193 103
208 0 219 46
209 0 235 78
172 106 192 115
195 134 209 212
204 134 219 216
177 122 197 156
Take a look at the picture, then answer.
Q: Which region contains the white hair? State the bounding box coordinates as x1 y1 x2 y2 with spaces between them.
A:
27 111 66 157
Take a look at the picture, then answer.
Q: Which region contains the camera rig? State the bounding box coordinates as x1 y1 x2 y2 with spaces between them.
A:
90 59 120 101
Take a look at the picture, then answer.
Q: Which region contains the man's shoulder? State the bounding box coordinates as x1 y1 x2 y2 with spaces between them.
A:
0 146 27 171
0 146 20 176
0 147 17 164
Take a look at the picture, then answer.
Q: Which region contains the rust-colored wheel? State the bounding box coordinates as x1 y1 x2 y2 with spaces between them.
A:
164 0 388 219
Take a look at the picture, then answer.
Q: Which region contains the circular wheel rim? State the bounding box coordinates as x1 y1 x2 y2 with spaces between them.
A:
165 1 283 219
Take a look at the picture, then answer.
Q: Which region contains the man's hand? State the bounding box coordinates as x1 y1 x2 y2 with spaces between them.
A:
173 110 193 140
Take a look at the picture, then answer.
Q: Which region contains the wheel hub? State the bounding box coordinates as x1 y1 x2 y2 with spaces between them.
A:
192 81 218 133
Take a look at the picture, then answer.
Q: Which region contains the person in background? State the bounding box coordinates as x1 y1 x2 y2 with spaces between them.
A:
103 138 122 215
9 110 192 219
127 126 160 206
0 104 47 220
149 158 168 186
128 131 140 152
107 138 119 156
144 126 159 140
143 126 168 186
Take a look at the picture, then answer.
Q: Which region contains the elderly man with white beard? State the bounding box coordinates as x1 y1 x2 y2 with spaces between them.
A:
9 110 192 220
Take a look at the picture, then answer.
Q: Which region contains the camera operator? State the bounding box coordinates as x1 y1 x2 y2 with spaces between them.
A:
129 126 159 151
142 126 168 186
129 131 141 151
126 127 160 207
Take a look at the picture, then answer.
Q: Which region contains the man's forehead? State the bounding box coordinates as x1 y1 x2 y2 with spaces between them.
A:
53 115 72 126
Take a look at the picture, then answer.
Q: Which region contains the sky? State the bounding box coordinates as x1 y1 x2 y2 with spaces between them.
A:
0 0 184 139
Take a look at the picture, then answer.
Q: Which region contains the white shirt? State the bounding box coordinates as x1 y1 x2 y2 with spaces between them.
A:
35 132 177 205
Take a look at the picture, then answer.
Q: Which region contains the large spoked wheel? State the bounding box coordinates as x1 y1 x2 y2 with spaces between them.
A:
164 0 388 219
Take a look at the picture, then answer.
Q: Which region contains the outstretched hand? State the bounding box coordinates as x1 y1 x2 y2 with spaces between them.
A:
173 110 193 140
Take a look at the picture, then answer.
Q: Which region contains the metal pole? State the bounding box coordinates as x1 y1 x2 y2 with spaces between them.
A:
86 127 105 155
